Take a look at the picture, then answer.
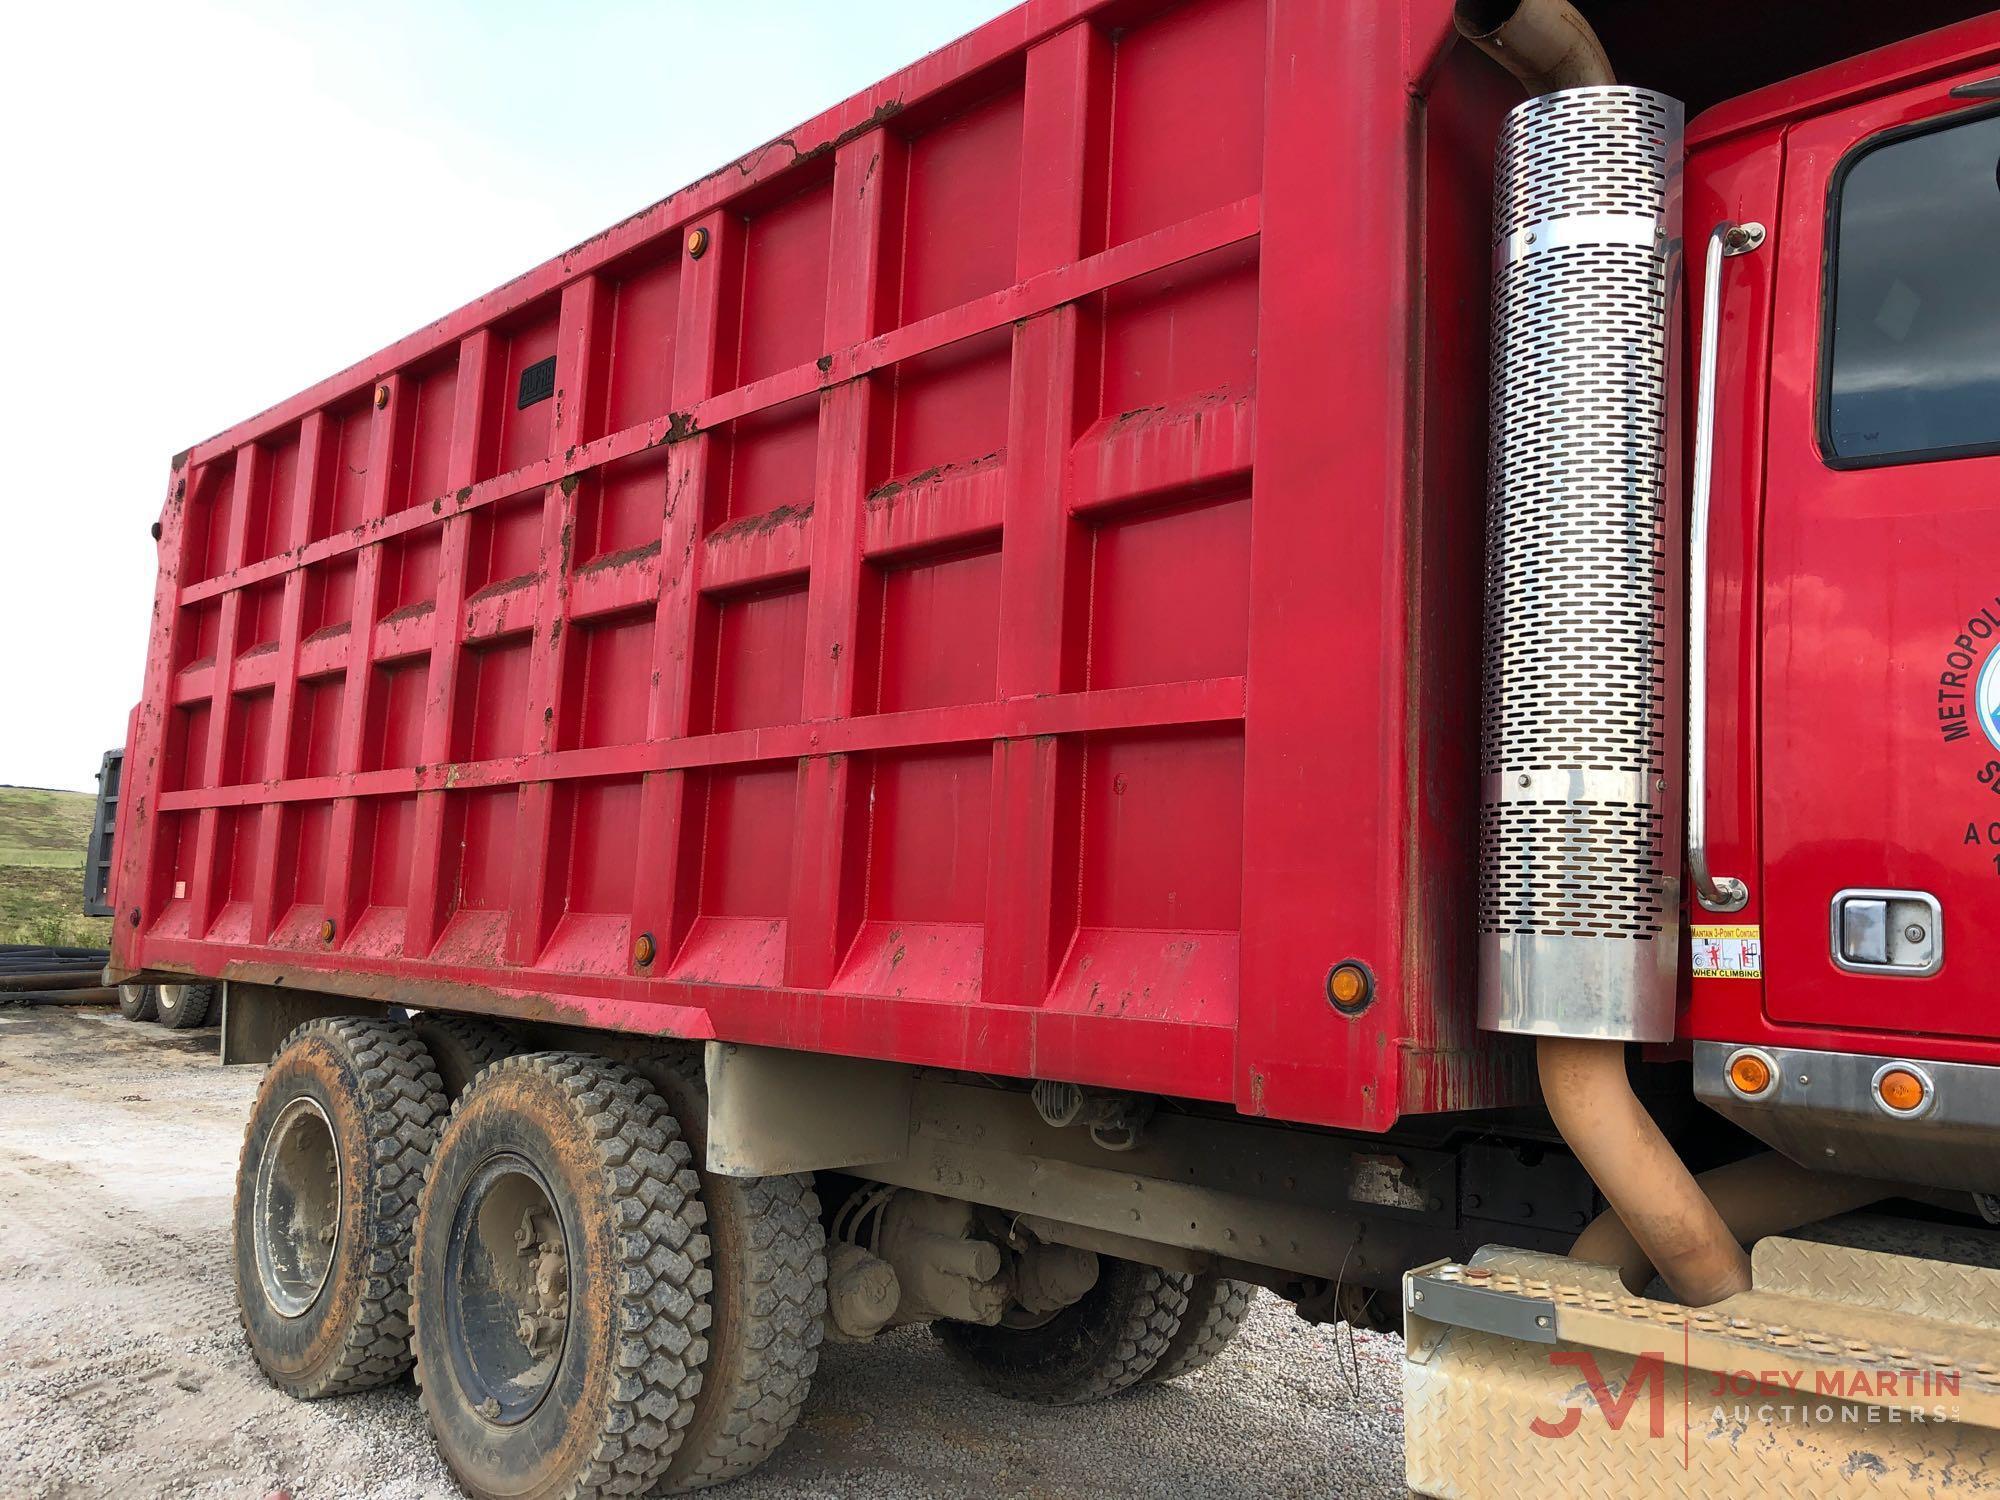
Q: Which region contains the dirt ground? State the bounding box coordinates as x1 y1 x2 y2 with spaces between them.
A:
0 1006 1409 1499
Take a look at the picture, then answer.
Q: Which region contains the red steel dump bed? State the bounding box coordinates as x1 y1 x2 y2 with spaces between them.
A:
113 0 1524 1131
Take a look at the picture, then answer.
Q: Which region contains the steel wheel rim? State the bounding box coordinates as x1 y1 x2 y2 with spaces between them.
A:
443 1152 573 1427
254 1094 343 1319
998 1302 1063 1331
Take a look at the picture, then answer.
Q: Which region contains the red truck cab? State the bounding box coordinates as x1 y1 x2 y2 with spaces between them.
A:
1687 27 2000 1071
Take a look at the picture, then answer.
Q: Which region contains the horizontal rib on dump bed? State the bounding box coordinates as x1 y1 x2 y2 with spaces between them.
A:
114 0 1524 1132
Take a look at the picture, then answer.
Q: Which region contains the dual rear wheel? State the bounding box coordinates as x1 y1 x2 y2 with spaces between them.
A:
234 1017 1244 1494
235 1022 826 1498
117 980 218 1028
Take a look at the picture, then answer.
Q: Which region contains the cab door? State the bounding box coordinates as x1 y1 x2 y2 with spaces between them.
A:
1759 74 2000 1039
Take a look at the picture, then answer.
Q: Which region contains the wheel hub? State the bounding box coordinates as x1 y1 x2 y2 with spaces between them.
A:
444 1155 572 1426
514 1206 569 1357
253 1094 343 1319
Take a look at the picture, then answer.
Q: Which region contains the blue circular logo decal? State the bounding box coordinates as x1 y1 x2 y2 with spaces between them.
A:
1981 644 2000 754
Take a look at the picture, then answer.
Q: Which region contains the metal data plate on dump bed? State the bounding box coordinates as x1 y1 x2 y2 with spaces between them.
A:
1404 1240 2000 1497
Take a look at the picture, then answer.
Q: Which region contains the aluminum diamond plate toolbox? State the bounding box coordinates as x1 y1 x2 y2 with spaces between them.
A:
1405 1242 2000 1498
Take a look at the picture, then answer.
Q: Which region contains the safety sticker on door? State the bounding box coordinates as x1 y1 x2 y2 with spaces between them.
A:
1691 925 1762 979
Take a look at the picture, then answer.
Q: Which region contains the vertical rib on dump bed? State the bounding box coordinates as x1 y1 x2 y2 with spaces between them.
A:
113 0 1527 1131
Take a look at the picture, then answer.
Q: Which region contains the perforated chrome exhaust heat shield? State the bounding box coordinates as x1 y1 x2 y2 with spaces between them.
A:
1477 87 1685 1042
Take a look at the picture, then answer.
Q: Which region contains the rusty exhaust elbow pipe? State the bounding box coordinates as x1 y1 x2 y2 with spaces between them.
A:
1539 1037 1751 1306
1572 1153 1897 1295
1454 0 1615 94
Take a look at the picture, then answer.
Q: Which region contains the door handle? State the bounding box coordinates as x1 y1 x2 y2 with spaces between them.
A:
1687 220 1763 915
1831 888 1943 976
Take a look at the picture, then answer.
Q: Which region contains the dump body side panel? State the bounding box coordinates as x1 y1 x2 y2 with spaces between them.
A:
112 0 1513 1131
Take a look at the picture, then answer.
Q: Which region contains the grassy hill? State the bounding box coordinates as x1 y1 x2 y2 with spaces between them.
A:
0 786 110 948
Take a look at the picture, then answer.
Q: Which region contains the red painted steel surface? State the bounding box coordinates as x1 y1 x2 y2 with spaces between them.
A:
1682 14 2000 1065
113 0 1524 1132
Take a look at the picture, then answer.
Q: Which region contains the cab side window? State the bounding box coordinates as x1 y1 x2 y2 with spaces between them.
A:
1825 109 2000 465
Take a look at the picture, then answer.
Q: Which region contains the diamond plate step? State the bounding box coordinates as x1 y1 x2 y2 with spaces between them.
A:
1406 1239 2000 1498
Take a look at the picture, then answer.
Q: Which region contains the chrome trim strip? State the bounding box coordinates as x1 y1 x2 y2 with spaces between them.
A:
1496 211 1663 270
1480 769 1663 807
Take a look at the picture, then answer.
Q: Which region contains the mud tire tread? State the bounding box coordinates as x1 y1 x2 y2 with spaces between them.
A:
408 1012 519 1101
413 1052 713 1500
117 983 158 1022
236 1016 446 1397
1143 1273 1252 1382
156 981 217 1029
646 1049 826 1493
935 1257 1192 1406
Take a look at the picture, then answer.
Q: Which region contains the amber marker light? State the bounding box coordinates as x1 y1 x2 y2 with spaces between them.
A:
1725 1050 1774 1098
1326 961 1374 1014
1875 1065 1930 1116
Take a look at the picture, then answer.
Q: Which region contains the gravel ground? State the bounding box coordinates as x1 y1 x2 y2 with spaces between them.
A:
0 1006 1409 1499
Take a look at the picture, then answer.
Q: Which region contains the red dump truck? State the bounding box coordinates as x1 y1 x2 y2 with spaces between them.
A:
109 0 2000 1493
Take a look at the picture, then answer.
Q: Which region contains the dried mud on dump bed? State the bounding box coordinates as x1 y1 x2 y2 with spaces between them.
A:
0 1007 1407 1499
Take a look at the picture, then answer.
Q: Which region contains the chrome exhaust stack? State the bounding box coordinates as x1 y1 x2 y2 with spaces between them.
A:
1476 85 1685 1046
1467 82 1749 1305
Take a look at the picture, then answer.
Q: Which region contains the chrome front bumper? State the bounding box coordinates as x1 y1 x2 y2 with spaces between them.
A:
1695 1039 2000 1194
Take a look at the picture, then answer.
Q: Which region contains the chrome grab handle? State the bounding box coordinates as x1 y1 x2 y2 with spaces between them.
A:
1687 220 1763 915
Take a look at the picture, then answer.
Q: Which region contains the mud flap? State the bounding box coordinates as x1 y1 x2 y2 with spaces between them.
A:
1404 1240 2000 1497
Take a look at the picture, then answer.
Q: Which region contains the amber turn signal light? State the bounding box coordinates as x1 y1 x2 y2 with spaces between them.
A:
1326 961 1373 1014
1876 1066 1929 1115
1725 1050 1773 1097
634 931 657 967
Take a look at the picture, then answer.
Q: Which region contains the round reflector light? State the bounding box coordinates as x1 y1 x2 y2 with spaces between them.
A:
1875 1065 1932 1117
1726 1051 1774 1098
1326 961 1374 1014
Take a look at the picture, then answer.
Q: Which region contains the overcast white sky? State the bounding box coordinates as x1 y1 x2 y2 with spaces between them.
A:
0 0 1007 791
